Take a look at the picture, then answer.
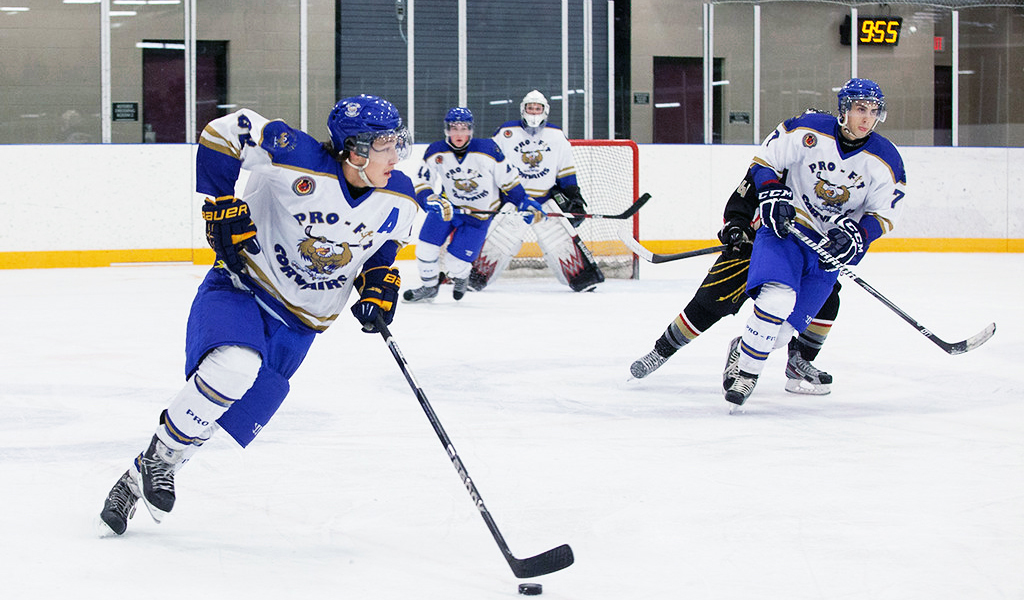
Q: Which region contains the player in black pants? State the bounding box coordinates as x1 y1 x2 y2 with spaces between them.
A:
630 168 840 395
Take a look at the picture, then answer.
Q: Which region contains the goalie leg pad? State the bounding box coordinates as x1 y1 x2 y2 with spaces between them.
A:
469 206 527 291
532 202 603 291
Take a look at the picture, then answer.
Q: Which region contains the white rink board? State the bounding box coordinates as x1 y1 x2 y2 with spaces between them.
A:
0 143 1020 253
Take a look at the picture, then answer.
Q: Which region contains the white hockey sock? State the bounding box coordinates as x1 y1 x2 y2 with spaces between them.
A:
736 282 796 376
158 345 261 451
444 254 472 280
415 242 441 284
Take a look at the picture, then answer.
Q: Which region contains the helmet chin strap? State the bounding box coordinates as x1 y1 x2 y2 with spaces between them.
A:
345 156 375 187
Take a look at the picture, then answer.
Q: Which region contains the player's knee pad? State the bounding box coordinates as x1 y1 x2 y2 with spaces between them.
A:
752 281 796 318
415 242 441 281
162 346 261 448
216 366 290 448
444 254 473 280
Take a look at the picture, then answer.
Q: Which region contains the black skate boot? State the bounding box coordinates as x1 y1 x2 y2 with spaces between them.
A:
630 349 669 379
452 277 469 301
725 370 759 406
133 434 184 523
100 470 141 535
784 339 833 395
403 280 439 303
722 336 741 391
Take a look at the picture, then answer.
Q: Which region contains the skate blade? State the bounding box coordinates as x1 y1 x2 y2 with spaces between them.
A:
784 378 831 396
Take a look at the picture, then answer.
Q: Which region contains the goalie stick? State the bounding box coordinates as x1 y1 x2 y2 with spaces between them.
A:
374 317 574 578
458 192 652 221
618 230 727 263
789 225 996 355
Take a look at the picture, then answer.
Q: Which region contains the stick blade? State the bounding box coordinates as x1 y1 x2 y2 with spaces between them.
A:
946 322 996 355
508 544 575 578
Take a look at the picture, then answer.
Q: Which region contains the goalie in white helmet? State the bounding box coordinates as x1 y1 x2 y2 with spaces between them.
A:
469 90 604 293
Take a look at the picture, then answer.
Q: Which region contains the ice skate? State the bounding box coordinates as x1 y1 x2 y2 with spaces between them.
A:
132 434 184 523
100 470 141 535
722 336 741 391
784 343 833 395
630 348 668 379
725 370 758 406
452 277 469 301
403 282 439 303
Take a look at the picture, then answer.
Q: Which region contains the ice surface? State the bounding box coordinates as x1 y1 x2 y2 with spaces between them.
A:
1 252 1021 599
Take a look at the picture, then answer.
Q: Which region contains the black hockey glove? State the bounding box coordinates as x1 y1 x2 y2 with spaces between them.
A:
553 185 587 227
203 195 260 272
717 219 756 259
757 182 796 239
351 266 402 333
819 216 865 271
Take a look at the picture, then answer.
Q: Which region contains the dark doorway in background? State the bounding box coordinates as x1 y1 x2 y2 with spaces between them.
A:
934 65 952 146
142 40 228 143
653 56 722 144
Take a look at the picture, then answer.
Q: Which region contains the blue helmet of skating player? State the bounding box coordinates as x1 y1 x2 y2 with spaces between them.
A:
328 94 411 160
444 107 474 150
837 78 887 125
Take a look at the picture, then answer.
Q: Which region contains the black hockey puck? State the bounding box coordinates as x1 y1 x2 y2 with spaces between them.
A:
518 583 543 595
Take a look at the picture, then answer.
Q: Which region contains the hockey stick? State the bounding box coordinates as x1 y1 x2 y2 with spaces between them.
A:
618 230 727 264
374 317 574 578
789 225 996 355
458 192 651 221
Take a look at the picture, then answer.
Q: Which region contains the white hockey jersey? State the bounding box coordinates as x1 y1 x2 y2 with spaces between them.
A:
492 121 578 200
752 111 907 244
197 108 418 332
414 138 526 218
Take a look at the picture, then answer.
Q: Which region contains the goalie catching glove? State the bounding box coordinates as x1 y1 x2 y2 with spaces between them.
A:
552 184 587 228
757 182 795 239
351 266 402 333
203 195 260 272
818 216 865 271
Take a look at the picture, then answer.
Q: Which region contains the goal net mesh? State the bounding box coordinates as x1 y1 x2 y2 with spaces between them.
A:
506 139 640 279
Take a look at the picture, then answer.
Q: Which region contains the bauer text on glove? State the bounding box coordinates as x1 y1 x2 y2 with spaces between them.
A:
203 195 260 272
351 266 401 333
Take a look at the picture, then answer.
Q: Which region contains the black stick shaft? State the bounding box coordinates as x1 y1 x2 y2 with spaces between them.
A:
375 318 574 577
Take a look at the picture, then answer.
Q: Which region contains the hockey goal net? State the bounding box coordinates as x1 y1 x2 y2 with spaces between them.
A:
508 139 640 279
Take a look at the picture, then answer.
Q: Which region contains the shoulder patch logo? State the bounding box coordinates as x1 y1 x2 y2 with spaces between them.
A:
292 176 316 196
503 130 513 138
802 133 817 148
435 155 444 164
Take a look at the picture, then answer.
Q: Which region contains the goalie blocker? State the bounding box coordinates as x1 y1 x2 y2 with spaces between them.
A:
469 198 605 293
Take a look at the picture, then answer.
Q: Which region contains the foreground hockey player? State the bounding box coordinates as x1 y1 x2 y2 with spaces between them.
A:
403 107 540 303
100 95 418 534
724 78 906 406
469 90 605 292
630 165 841 395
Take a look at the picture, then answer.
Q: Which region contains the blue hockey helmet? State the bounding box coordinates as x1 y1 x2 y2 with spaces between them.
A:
444 107 474 150
444 106 474 129
327 95 411 160
837 78 886 123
